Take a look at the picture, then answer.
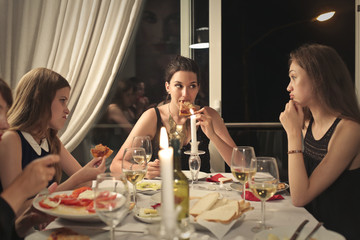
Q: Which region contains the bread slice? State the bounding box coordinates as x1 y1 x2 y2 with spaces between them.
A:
190 192 219 216
196 200 240 224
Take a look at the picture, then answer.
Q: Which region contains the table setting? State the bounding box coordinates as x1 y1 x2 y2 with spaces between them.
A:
24 113 346 240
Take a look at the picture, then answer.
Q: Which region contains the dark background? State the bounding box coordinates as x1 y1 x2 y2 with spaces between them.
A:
222 0 355 122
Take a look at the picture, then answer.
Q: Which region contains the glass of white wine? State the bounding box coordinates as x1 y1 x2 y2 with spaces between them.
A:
94 173 130 240
249 157 279 232
132 136 153 162
231 146 257 201
122 147 147 211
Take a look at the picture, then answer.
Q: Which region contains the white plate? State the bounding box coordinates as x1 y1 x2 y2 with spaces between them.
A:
136 180 161 195
134 213 161 223
33 190 100 222
253 226 345 240
183 170 208 180
25 228 107 240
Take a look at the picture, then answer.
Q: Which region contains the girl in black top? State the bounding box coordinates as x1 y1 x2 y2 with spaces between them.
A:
280 44 360 240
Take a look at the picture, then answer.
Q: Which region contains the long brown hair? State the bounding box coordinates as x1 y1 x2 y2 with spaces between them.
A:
8 68 70 182
289 43 360 124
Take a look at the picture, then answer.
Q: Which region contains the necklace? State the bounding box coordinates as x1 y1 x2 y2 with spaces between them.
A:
168 104 188 147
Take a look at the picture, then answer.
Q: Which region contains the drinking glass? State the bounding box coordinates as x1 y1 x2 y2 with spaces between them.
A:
231 146 257 201
249 157 279 232
132 136 152 162
122 147 147 209
94 173 130 240
188 153 201 187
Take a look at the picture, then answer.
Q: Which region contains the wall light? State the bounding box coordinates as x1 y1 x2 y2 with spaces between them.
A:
316 11 335 22
189 27 209 49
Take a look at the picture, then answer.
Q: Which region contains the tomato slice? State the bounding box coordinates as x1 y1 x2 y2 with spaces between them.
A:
71 186 92 198
39 199 54 209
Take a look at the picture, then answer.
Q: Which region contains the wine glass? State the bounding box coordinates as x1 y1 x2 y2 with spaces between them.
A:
231 146 257 201
132 136 152 162
249 157 279 232
94 173 130 240
122 147 147 210
188 153 201 187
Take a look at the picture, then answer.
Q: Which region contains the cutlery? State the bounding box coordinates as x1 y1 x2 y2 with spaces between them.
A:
290 219 309 240
304 222 323 240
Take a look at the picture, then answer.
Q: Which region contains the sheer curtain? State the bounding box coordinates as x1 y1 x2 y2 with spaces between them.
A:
0 0 144 151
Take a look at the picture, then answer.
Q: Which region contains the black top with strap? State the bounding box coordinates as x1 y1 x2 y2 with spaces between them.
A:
303 117 360 240
151 107 211 173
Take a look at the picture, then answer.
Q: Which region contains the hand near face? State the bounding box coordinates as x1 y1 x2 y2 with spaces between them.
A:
146 159 160 179
279 100 304 136
195 107 216 139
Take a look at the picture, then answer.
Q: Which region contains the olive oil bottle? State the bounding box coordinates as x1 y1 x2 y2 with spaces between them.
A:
170 138 190 226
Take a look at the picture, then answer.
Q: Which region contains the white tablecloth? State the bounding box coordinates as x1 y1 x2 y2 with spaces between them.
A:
42 173 321 240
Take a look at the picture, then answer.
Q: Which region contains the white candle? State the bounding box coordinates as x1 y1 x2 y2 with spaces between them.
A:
158 127 175 232
190 109 198 153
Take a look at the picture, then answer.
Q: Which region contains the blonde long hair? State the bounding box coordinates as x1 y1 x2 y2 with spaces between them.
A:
8 68 70 182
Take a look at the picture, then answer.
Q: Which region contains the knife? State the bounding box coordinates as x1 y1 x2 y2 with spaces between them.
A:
290 219 309 240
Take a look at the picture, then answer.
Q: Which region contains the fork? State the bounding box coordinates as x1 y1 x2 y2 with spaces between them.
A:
304 222 323 240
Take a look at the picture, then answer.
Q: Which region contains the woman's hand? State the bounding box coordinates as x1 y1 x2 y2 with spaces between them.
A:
195 107 216 139
146 159 160 179
279 100 304 136
82 157 107 179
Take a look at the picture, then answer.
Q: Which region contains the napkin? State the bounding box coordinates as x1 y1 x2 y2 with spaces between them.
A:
245 190 284 201
206 173 232 182
192 215 244 240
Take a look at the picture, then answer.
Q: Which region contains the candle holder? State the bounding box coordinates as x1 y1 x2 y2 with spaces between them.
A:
184 141 205 155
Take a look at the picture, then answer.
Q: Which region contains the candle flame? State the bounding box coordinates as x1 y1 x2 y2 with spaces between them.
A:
190 108 195 115
160 127 169 149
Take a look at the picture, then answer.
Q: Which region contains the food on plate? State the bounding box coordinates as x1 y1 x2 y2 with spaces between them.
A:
47 227 90 240
90 144 113 158
190 192 253 224
190 192 220 216
179 100 196 116
136 182 161 191
39 187 96 214
138 208 159 218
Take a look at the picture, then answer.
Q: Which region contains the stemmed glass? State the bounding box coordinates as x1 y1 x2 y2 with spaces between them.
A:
249 157 279 232
231 146 257 201
188 153 201 187
132 136 153 162
122 147 147 210
94 173 130 240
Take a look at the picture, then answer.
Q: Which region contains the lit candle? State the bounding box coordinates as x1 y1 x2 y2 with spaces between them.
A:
158 127 175 232
190 109 198 153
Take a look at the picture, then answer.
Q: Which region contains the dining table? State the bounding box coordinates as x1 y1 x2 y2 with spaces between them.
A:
28 172 325 240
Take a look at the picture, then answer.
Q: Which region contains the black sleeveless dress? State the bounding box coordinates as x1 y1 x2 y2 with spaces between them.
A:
303 118 360 240
151 107 211 173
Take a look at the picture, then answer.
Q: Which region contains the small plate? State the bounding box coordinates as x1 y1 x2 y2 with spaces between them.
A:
134 213 161 223
276 182 289 193
190 214 245 231
183 170 208 180
253 226 345 240
136 180 161 195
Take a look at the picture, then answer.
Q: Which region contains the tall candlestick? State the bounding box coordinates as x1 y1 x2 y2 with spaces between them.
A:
190 109 198 153
158 127 175 233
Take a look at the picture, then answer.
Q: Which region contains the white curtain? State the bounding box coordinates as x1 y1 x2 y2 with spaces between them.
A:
0 0 144 151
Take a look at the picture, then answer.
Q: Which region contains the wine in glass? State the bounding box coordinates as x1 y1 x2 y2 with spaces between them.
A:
231 146 257 201
249 157 279 232
122 147 147 210
132 136 152 162
94 173 130 240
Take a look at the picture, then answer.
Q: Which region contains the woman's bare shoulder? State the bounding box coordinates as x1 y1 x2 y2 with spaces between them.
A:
2 130 21 143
